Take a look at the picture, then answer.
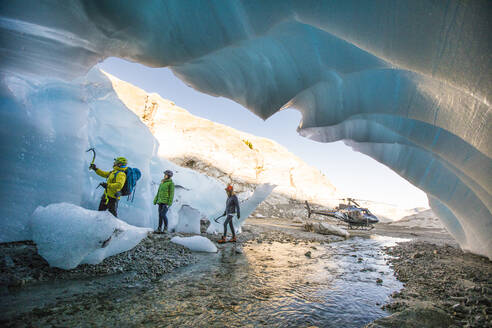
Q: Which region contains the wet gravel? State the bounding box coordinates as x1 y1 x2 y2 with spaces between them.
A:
2 234 405 328
0 233 195 287
2 219 491 328
369 241 492 328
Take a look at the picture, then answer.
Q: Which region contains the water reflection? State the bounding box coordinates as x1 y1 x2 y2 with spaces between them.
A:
135 235 406 327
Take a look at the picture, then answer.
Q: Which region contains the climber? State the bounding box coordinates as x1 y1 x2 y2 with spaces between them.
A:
153 170 175 233
218 185 240 243
90 157 128 218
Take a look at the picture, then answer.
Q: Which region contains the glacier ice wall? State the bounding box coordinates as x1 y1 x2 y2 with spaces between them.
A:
0 1 490 258
0 67 267 243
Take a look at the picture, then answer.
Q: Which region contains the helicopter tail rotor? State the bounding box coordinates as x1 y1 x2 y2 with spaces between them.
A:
337 198 360 207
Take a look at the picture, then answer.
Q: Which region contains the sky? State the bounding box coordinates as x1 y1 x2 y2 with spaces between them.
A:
99 57 429 209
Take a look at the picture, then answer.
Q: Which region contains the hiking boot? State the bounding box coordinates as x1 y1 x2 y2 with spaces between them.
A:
218 237 227 244
228 236 237 243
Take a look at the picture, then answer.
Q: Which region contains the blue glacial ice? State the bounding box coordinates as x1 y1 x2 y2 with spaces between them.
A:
170 236 218 253
31 203 152 269
0 1 490 258
0 68 272 251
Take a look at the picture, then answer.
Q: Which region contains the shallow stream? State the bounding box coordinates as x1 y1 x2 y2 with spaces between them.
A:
1 235 408 327
121 235 407 327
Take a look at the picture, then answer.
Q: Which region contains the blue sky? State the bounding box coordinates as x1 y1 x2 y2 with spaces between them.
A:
100 57 428 209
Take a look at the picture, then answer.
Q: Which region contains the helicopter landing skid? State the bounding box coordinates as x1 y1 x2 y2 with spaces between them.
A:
347 225 375 231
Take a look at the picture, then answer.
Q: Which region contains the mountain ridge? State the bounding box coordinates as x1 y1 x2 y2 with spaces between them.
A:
101 69 339 209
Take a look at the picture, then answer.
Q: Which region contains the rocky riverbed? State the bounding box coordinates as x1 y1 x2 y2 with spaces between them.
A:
0 233 194 288
368 241 492 328
1 217 491 327
1 226 403 327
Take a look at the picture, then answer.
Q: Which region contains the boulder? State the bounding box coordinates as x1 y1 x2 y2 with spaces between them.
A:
304 222 350 238
366 304 454 328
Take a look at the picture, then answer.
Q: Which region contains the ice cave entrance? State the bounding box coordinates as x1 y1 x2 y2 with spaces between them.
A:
98 57 430 212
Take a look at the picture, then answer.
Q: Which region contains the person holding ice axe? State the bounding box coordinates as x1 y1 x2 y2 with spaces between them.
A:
218 185 240 243
89 154 128 218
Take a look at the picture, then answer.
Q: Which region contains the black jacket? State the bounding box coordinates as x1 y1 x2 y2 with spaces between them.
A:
224 194 240 217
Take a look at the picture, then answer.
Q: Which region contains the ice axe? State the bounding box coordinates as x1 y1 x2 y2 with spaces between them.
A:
87 147 102 192
86 147 96 170
214 214 225 223
214 214 240 223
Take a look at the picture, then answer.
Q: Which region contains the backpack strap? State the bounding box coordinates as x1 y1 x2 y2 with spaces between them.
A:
131 184 137 202
112 170 120 183
112 169 127 183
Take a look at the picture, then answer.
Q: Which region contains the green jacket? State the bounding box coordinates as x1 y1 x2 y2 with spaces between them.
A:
153 178 175 205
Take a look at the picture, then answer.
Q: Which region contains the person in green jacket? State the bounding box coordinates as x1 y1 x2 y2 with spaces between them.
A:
153 170 175 233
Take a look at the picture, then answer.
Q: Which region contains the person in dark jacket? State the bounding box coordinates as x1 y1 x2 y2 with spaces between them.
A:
153 170 175 233
218 185 240 243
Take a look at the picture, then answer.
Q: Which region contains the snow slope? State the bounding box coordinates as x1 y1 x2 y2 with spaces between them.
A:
1 0 490 258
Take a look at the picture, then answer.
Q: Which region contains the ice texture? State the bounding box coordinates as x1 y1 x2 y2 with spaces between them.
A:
170 236 217 253
0 68 268 246
0 1 491 258
30 203 152 269
175 205 201 234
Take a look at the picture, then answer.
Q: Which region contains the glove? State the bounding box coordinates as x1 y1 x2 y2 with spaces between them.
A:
237 215 240 219
89 163 97 170
99 182 108 189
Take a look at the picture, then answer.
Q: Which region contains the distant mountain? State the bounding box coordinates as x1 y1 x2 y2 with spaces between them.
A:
102 70 338 209
343 199 429 223
387 209 445 229
101 70 435 223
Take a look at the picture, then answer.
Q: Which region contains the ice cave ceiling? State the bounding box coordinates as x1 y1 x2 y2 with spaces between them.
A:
0 0 490 258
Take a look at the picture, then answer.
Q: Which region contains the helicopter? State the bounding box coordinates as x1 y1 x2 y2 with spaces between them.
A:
305 198 379 230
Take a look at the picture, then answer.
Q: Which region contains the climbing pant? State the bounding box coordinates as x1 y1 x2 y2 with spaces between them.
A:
158 203 169 231
223 214 235 237
98 195 118 217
